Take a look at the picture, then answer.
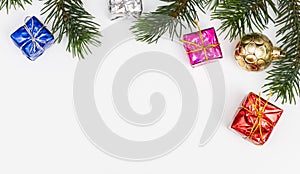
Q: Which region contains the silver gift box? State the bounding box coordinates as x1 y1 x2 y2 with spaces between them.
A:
109 0 143 20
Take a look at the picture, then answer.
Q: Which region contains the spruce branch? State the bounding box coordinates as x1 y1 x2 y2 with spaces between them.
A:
263 0 300 104
211 0 277 41
130 0 206 43
0 0 31 12
205 0 221 10
41 0 101 59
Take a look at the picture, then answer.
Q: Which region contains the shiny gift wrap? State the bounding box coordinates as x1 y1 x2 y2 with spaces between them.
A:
109 0 143 20
182 26 222 67
231 92 283 145
234 33 285 72
11 16 54 61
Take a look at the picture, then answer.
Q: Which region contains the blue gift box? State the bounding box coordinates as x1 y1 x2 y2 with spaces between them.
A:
11 16 54 61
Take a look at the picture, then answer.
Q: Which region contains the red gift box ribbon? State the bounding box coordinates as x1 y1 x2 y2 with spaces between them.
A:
240 92 274 144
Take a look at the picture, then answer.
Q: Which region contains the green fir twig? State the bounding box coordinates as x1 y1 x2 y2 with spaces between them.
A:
130 0 206 43
210 0 277 41
263 0 300 104
41 0 101 59
0 0 31 13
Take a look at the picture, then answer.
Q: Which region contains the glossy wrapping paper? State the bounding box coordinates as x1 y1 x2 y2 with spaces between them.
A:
11 16 54 61
109 0 143 20
231 92 283 145
182 27 223 67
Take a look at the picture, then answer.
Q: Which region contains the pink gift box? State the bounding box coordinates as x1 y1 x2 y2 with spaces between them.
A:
182 27 223 67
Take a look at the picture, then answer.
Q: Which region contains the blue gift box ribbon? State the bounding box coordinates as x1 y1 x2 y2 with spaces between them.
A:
11 16 54 61
22 17 47 53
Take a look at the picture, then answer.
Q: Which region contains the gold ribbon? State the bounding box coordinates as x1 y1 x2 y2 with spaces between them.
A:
181 20 219 61
240 92 274 144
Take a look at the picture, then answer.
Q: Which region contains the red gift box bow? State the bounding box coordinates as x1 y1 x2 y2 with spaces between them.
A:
181 20 219 61
241 92 274 144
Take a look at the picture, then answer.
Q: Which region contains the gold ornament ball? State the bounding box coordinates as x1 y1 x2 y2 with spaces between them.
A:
234 33 284 72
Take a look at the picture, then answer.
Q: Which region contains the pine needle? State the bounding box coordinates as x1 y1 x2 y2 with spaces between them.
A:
41 0 101 59
0 0 31 13
130 0 206 44
210 0 277 41
263 0 300 104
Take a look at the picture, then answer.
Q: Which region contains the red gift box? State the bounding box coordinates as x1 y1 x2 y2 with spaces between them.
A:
231 92 283 145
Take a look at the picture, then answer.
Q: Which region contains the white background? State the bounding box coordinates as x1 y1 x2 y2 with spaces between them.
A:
0 0 299 173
